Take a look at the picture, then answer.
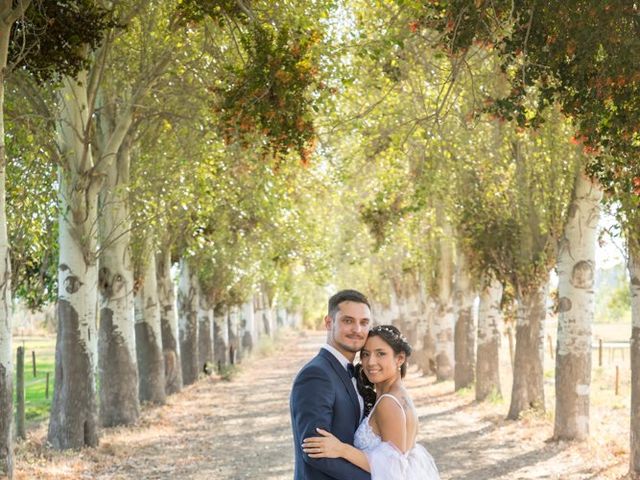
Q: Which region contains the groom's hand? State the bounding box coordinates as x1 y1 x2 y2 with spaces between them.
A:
302 428 345 459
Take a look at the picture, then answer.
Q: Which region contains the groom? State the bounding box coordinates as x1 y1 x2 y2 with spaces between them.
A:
290 289 372 480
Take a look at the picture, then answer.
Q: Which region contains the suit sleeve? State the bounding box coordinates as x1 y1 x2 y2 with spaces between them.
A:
291 365 371 480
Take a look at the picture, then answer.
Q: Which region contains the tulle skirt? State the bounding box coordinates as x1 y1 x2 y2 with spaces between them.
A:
365 441 440 480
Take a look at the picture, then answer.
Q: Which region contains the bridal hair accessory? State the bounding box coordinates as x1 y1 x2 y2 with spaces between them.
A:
372 325 408 345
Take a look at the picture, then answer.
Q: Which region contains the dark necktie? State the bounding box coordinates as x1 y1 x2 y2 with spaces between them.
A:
347 363 356 378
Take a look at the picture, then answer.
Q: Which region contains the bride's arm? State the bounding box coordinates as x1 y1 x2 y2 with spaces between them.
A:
302 428 371 472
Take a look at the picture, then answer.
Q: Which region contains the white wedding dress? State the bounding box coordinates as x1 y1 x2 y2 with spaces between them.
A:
354 394 440 480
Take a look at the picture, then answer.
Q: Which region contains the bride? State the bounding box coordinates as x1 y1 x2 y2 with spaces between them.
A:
302 324 440 479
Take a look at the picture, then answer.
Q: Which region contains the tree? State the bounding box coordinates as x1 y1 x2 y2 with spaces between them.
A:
95 0 187 425
0 2 33 475
422 0 629 439
6 0 115 452
554 170 602 439
475 273 503 401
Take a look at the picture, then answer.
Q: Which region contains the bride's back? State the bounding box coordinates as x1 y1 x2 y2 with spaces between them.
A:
370 389 419 452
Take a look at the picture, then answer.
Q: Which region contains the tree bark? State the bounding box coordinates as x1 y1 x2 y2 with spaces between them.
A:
434 217 455 381
135 242 166 404
177 258 199 385
213 304 229 369
390 276 433 375
48 73 100 449
241 300 256 354
157 247 182 394
476 274 503 401
0 14 15 477
554 171 601 440
228 305 240 364
97 138 139 427
414 298 437 376
507 283 547 420
454 253 475 390
256 288 274 338
197 290 213 374
630 242 640 475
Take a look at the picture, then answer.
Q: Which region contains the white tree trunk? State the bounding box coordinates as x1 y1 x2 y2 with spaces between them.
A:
97 138 139 426
213 305 229 369
0 21 13 478
508 282 548 419
554 171 602 440
454 252 475 390
277 307 287 329
242 300 256 353
415 298 437 376
228 305 240 363
1 6 33 472
197 289 213 374
48 73 100 450
476 274 503 401
177 258 199 385
157 248 182 394
390 277 431 375
135 241 166 404
434 218 455 380
630 242 640 475
370 298 396 325
257 288 274 337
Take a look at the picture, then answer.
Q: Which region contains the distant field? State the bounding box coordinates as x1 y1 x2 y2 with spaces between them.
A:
593 322 631 341
12 336 56 425
545 320 630 342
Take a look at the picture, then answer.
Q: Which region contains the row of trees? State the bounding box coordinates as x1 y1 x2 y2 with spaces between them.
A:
0 1 639 479
318 1 639 477
0 1 340 478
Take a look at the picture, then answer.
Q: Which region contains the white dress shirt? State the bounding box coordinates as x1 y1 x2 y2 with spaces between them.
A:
322 344 364 422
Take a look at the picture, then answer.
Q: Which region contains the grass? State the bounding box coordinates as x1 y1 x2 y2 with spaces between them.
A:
12 336 56 425
217 364 241 381
486 388 504 405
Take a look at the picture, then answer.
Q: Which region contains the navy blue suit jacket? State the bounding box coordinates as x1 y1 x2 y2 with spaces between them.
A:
290 348 371 480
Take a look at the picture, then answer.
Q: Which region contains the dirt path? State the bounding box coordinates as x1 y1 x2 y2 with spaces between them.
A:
16 329 627 479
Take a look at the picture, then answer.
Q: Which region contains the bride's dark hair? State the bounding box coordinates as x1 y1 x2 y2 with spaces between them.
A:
356 324 412 416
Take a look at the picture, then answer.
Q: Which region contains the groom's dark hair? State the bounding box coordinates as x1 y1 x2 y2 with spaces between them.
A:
328 289 370 319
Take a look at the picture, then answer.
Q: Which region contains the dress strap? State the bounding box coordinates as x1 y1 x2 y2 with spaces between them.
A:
372 394 406 420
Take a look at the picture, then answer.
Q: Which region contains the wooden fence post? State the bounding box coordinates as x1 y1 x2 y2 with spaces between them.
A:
32 350 36 377
45 372 50 399
599 339 603 367
16 346 26 440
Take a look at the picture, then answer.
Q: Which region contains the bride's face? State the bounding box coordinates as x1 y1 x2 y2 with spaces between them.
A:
360 335 404 384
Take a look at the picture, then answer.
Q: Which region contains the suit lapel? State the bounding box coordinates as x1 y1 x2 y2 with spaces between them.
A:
319 349 361 426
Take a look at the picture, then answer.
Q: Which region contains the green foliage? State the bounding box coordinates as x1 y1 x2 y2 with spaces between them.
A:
177 0 250 24
423 1 640 193
595 264 632 323
214 24 321 163
5 85 58 309
10 0 118 83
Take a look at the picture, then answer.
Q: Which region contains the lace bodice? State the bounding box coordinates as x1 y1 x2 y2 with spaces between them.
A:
354 408 383 451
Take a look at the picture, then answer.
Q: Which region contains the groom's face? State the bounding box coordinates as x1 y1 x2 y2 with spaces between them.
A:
325 301 371 358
